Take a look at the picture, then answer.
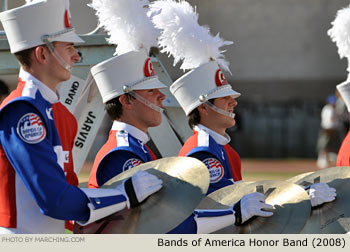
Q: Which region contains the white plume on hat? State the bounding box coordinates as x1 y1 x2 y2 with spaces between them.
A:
328 4 350 112
89 0 160 56
328 5 350 74
149 0 233 73
89 0 167 106
150 0 240 117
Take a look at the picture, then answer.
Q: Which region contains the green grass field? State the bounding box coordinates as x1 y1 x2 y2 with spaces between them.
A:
72 160 318 234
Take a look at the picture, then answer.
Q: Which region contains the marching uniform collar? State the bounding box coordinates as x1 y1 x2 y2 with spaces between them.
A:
19 68 59 104
194 124 231 145
112 121 150 144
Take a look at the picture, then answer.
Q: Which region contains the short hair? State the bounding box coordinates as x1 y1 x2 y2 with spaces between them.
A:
0 79 9 96
14 43 54 69
188 108 200 129
14 47 35 68
105 94 135 120
187 98 215 129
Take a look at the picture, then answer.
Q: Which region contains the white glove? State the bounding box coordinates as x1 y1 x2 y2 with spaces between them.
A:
233 192 274 225
121 170 163 208
308 183 336 207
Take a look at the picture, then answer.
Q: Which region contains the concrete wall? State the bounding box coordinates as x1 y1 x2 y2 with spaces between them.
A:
1 0 348 98
189 0 347 80
170 0 348 103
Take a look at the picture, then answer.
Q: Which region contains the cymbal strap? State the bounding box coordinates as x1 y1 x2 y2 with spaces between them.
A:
124 178 140 208
233 201 242 225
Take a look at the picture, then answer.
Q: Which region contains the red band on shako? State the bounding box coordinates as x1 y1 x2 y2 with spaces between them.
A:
64 10 73 29
144 58 155 77
215 69 228 86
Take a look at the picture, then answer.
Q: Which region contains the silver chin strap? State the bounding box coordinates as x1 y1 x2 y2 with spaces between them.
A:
199 94 235 118
122 85 164 113
205 101 235 118
41 31 74 71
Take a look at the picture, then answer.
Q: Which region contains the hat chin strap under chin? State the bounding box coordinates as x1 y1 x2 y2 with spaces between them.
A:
128 91 164 113
205 101 235 118
41 35 72 72
44 41 72 71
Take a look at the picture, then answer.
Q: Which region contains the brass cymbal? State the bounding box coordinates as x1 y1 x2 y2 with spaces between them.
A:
286 172 314 184
197 180 311 234
286 166 350 234
74 157 210 234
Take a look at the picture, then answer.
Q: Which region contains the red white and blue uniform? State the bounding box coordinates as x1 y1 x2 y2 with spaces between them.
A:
52 101 79 231
337 130 350 166
0 69 128 234
169 124 242 233
89 121 157 188
53 102 79 187
89 121 234 234
179 124 242 194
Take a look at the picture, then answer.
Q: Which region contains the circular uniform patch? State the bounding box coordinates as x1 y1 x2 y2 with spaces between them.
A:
17 113 46 144
203 158 224 183
122 158 143 172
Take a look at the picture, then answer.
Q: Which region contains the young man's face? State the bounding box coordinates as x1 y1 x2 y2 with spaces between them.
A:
47 42 80 82
207 95 238 130
131 88 166 130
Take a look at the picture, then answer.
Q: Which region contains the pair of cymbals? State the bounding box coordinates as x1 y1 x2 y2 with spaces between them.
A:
75 157 349 234
200 166 350 234
74 157 210 234
197 180 311 234
287 166 350 234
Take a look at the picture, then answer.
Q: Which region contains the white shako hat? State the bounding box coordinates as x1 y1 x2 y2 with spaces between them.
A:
337 80 350 112
0 0 84 54
150 0 240 116
170 61 241 116
328 5 350 112
91 49 167 103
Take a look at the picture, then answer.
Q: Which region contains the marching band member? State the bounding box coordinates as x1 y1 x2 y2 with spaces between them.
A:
150 0 273 233
87 0 168 189
87 50 168 188
0 0 162 234
151 0 336 233
328 4 350 167
88 0 273 234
